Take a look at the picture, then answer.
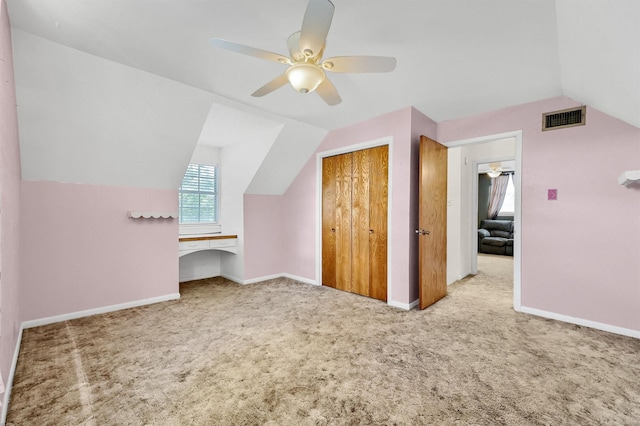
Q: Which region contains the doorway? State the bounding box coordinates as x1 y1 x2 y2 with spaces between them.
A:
444 131 522 310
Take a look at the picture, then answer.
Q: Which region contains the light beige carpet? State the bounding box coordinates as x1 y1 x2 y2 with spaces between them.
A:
7 255 640 425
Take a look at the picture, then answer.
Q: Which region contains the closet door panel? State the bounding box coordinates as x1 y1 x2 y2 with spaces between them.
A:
368 145 388 301
351 149 371 297
335 153 353 292
321 155 337 288
321 145 388 302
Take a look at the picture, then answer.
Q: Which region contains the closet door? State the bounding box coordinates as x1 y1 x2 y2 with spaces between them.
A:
322 153 352 292
321 155 338 289
352 146 388 300
321 145 388 302
367 145 388 301
351 148 371 296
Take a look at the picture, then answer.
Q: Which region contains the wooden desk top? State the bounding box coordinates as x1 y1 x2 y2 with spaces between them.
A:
179 234 238 242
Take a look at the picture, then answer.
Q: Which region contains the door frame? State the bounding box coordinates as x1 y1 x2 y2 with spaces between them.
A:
315 136 394 303
444 130 522 311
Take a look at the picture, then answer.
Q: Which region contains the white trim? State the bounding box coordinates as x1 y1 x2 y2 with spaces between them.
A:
513 135 523 310
282 273 318 286
315 136 393 159
21 293 181 330
518 306 640 339
387 298 419 311
444 130 523 311
443 131 522 148
1 326 23 425
315 137 395 304
231 273 318 286
242 273 282 284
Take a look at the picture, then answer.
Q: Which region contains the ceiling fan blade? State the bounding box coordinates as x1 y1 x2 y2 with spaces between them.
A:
251 74 290 97
210 38 291 64
287 32 304 62
299 0 335 59
315 78 341 106
322 56 397 73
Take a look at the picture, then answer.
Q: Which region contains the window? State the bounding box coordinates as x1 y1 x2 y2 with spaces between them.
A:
178 164 219 224
498 174 515 216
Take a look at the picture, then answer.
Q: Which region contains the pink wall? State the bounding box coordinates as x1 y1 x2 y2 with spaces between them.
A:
0 0 22 390
243 194 285 279
438 97 640 332
20 181 179 321
271 106 437 305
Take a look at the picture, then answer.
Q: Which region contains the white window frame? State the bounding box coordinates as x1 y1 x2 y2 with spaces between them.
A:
178 163 221 235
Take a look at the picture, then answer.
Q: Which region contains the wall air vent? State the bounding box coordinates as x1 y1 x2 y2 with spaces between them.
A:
542 106 586 131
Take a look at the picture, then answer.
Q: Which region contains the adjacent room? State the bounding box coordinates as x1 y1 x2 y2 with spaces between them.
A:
1 0 639 424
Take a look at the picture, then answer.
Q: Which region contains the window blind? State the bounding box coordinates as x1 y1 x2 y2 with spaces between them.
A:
178 164 218 224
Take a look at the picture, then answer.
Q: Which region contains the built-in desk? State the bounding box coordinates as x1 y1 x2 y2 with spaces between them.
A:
179 234 238 256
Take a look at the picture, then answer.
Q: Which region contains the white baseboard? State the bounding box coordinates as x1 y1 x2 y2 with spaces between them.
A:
242 273 282 284
238 273 318 286
282 273 318 286
518 305 640 339
21 293 181 330
1 325 23 426
388 298 419 311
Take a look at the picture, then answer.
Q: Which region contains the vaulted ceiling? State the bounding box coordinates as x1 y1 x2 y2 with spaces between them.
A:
8 0 639 130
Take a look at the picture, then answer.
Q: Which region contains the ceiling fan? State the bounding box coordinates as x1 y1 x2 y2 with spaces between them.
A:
210 0 396 106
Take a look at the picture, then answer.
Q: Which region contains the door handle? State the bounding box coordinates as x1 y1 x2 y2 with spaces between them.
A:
369 229 374 234
415 229 430 235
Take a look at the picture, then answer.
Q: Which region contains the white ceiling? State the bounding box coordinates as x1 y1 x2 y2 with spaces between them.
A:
7 0 639 131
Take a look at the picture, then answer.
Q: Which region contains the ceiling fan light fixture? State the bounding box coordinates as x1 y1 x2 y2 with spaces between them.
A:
285 62 325 93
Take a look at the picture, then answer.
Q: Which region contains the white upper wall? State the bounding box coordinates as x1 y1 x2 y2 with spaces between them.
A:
556 0 640 128
189 144 220 167
12 29 328 196
13 30 215 190
246 120 328 195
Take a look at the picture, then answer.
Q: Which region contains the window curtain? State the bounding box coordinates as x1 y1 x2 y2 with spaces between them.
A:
487 174 510 219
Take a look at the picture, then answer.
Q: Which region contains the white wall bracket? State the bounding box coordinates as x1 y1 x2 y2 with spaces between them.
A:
618 170 640 186
127 211 178 219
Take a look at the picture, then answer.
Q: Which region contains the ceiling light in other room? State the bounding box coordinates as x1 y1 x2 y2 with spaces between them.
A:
487 162 502 178
286 63 325 94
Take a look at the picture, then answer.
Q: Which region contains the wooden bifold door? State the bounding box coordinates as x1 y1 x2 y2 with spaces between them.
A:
321 145 388 301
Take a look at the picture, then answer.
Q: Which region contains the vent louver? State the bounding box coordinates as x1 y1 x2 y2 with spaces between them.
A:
542 106 586 131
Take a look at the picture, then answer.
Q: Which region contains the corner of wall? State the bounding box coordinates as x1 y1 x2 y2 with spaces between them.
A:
0 0 23 417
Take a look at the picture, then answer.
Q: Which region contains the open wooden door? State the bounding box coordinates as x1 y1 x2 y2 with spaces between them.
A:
418 136 448 310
